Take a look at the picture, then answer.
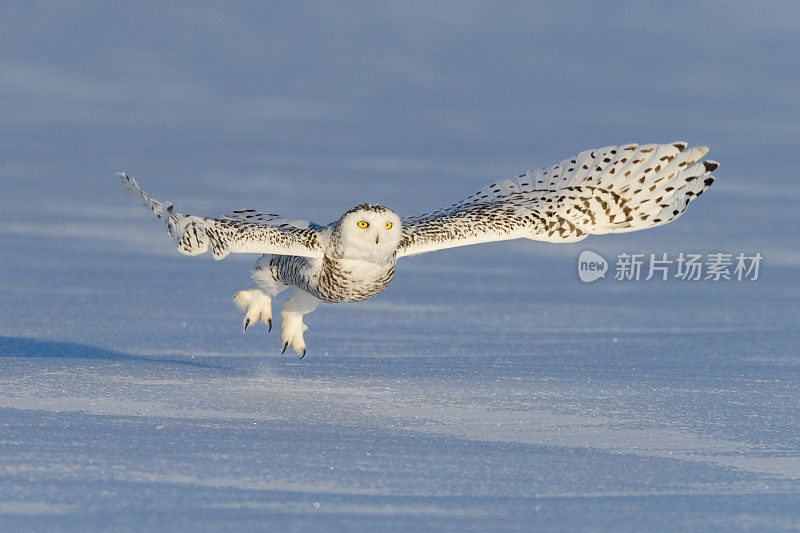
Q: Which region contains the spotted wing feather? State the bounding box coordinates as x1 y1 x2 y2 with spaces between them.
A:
119 173 324 259
221 209 327 231
398 142 718 258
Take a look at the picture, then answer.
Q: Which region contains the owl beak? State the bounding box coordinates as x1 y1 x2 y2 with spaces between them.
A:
375 235 380 244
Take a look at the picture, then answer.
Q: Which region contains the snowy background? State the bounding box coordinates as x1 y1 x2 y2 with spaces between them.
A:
1 2 799 531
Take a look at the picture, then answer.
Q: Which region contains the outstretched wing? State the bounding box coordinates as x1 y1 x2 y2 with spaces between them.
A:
397 142 718 258
119 173 324 259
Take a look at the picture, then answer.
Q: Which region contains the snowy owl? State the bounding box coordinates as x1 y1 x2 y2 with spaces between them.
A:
120 142 718 357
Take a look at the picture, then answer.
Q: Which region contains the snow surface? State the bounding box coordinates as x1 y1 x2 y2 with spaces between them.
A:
1 3 800 531
1 191 798 531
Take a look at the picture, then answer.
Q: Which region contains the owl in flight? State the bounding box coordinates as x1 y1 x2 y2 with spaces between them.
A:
120 142 718 357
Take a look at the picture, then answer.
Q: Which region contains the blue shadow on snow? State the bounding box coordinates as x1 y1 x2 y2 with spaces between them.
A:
0 335 229 370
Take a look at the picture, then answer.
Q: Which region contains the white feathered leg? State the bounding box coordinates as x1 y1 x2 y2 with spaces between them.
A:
234 289 275 332
234 255 288 333
280 289 320 357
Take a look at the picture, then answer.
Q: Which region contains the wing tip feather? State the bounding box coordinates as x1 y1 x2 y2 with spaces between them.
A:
117 171 151 205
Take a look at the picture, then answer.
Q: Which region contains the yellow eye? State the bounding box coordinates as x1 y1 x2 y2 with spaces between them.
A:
385 222 393 230
357 221 369 229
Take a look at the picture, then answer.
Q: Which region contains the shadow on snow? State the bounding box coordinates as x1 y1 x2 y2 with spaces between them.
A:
0 335 230 370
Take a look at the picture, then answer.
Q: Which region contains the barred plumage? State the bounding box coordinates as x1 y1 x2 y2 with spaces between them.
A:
398 142 717 256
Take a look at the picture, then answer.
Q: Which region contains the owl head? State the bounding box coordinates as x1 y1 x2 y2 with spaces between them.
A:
334 204 402 261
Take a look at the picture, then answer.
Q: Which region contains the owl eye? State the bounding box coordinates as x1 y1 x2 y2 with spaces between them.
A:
385 222 393 230
357 221 369 229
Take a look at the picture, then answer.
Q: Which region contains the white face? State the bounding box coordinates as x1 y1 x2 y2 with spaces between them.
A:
337 206 402 261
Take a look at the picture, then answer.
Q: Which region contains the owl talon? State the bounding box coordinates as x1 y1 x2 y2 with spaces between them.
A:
234 289 272 333
280 308 309 356
281 342 288 354
268 318 272 333
300 348 306 359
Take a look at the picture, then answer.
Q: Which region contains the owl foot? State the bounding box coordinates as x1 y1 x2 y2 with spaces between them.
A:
280 310 309 357
233 289 273 332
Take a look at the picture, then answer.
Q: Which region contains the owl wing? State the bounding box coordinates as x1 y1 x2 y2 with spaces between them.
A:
119 173 324 259
397 142 718 258
220 209 327 231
